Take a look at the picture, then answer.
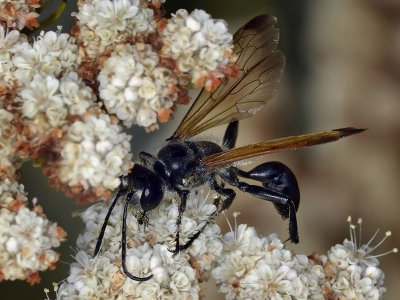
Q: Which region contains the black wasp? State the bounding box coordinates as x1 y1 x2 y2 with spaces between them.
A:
94 15 364 281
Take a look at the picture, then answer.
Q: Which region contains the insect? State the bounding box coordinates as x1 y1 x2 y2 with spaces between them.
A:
94 15 364 281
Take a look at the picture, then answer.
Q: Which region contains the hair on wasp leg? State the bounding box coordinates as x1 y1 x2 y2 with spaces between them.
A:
94 14 365 281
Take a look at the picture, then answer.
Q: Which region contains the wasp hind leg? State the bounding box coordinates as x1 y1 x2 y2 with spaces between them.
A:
224 163 300 244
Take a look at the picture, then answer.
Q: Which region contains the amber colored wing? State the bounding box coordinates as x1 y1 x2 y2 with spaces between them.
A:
172 15 285 139
201 128 366 168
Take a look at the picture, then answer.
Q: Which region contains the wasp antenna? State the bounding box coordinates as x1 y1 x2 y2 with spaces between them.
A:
334 127 367 137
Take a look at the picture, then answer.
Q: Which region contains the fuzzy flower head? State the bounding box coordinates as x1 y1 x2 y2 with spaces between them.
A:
0 27 28 88
0 179 66 285
160 9 234 90
318 217 397 300
98 43 177 128
53 112 132 200
12 30 79 84
74 0 155 58
20 72 95 129
54 188 222 298
212 214 312 300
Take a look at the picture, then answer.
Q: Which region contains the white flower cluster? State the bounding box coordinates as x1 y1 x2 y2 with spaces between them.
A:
212 217 392 300
1 27 135 201
98 43 177 127
0 178 66 285
72 1 235 129
212 224 316 299
53 189 222 299
12 30 79 84
0 27 25 87
160 9 233 90
21 72 95 129
75 0 154 58
57 113 133 192
317 217 393 300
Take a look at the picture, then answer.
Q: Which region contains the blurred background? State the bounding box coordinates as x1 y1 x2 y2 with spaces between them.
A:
1 0 399 299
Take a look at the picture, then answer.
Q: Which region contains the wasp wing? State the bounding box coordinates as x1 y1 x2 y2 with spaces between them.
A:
172 15 285 140
201 128 365 168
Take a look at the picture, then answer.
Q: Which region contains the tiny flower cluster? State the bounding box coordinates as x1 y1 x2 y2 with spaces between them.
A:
0 178 66 285
0 0 41 30
160 9 234 91
53 189 222 299
73 0 236 130
2 27 133 202
98 43 177 127
212 215 393 300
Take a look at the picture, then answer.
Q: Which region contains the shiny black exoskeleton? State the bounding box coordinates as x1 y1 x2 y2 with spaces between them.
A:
94 120 300 281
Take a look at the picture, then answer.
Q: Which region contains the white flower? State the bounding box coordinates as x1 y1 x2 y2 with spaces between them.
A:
75 0 154 58
98 43 177 128
57 114 132 190
12 30 79 83
160 9 233 88
0 179 66 283
20 71 96 129
54 188 221 298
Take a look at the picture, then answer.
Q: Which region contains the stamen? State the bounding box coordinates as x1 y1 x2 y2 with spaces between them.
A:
364 229 380 249
358 218 363 248
366 248 398 259
366 231 391 255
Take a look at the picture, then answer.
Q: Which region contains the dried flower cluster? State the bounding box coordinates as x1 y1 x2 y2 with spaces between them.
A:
51 185 394 300
0 0 41 30
0 178 66 285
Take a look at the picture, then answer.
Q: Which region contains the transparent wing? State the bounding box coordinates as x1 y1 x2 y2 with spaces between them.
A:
201 128 366 168
172 15 285 139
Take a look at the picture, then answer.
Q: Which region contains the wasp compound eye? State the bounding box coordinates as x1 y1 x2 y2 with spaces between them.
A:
140 177 164 212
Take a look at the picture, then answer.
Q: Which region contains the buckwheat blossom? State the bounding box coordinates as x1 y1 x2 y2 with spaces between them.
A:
160 9 234 90
20 71 95 129
55 113 133 197
0 0 41 30
212 222 312 299
315 217 397 300
53 189 223 299
0 26 25 87
0 178 66 285
98 43 177 128
74 0 154 59
212 216 393 300
12 30 79 84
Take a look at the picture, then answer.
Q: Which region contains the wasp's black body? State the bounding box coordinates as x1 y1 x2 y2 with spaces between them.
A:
95 120 301 281
94 15 363 282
